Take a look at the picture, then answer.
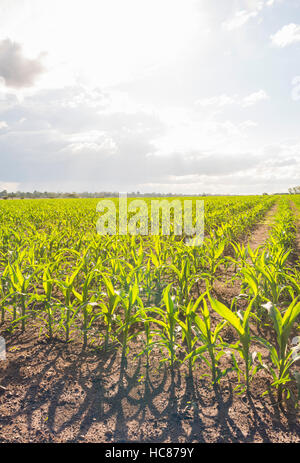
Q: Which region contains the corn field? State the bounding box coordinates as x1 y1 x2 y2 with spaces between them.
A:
0 195 299 404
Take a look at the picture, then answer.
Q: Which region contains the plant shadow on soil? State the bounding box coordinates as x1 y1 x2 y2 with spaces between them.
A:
0 329 299 443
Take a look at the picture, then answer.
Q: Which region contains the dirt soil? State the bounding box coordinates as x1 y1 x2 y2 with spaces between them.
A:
290 201 300 263
246 203 278 251
0 327 299 444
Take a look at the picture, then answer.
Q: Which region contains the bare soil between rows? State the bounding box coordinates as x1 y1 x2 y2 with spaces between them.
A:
0 327 299 444
246 203 278 251
290 201 300 264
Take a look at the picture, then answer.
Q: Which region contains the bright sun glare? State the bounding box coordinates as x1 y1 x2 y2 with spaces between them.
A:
8 0 201 88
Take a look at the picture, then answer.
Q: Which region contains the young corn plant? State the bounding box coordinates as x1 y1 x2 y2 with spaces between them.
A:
149 285 181 371
116 260 136 292
72 268 97 348
176 294 207 377
0 266 12 325
99 275 121 351
239 248 289 306
0 277 5 325
118 280 140 363
40 265 55 339
149 250 166 305
134 301 154 368
170 259 196 306
229 241 249 272
186 297 227 384
130 243 145 273
142 258 156 305
200 237 226 287
254 298 300 403
285 272 300 300
209 294 257 393
254 261 289 305
7 262 35 332
56 265 82 342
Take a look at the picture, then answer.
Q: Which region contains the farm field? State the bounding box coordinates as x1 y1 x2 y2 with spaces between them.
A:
0 195 299 443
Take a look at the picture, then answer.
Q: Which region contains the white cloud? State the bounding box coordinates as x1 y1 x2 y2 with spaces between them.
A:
196 90 269 108
242 90 269 106
271 23 300 47
64 132 118 156
222 0 280 31
239 120 258 129
222 9 261 31
195 94 236 107
0 121 8 129
0 181 19 192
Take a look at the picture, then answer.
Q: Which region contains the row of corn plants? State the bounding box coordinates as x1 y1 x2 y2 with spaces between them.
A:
217 197 300 401
0 195 299 405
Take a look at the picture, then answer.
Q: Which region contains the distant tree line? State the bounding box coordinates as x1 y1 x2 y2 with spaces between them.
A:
288 186 300 194
0 190 80 199
0 189 298 199
0 190 218 199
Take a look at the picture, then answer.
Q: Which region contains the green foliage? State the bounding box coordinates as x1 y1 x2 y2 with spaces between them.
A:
0 194 299 406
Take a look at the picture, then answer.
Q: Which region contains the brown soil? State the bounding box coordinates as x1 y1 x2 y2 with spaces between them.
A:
246 203 278 251
290 201 300 264
0 329 299 443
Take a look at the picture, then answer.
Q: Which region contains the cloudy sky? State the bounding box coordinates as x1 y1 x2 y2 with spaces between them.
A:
0 0 300 194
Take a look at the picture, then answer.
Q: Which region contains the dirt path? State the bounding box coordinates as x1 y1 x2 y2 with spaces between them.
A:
213 202 278 306
290 201 300 264
245 202 278 251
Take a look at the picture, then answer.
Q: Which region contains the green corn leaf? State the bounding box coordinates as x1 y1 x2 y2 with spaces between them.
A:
282 299 300 333
269 304 283 338
72 289 83 302
242 299 255 331
209 295 244 336
184 344 209 362
193 314 208 338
